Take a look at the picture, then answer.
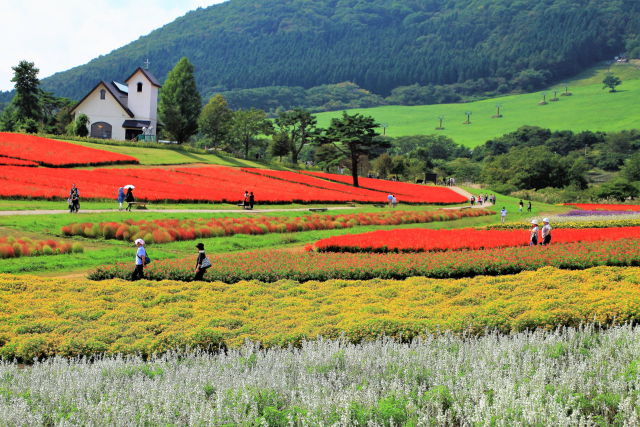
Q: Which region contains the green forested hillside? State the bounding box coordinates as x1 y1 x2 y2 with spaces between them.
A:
25 0 640 105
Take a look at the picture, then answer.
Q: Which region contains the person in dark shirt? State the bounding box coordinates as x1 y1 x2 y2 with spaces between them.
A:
194 242 210 281
249 192 255 210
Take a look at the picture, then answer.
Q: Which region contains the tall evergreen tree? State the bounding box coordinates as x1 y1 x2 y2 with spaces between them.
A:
159 57 201 144
322 112 386 187
11 60 42 131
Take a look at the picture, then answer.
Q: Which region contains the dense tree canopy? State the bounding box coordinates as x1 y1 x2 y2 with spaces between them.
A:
12 0 638 112
159 57 201 144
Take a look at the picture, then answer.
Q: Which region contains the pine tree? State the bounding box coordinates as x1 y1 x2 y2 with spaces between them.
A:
159 57 201 144
11 60 42 127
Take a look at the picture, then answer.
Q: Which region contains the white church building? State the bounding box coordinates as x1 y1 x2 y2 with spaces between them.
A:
71 67 161 141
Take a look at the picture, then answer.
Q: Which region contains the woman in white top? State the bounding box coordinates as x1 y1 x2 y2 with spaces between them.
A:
529 220 539 246
132 238 147 281
541 218 552 245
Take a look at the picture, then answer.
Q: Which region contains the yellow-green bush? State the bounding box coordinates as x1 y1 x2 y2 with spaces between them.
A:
2 266 640 360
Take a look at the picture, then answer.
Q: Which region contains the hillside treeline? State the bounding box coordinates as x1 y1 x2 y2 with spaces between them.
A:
11 0 638 109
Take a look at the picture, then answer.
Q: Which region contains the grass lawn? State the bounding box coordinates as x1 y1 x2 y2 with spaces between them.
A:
60 139 270 167
315 62 640 147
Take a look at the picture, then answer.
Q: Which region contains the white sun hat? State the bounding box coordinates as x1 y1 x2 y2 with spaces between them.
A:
542 218 549 223
134 238 145 245
531 219 539 225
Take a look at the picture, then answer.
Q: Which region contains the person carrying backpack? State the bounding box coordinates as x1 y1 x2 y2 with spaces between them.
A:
194 242 211 281
132 238 148 280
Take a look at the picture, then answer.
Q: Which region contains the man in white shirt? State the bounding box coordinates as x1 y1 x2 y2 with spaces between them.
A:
132 238 147 280
541 218 552 245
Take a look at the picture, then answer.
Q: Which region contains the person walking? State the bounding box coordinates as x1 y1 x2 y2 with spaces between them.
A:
527 201 532 213
131 238 147 281
387 194 393 207
529 220 539 246
117 187 125 211
519 200 524 213
541 218 552 245
69 184 80 213
249 192 255 210
194 242 211 281
125 187 135 211
243 190 249 209
500 207 507 223
391 195 398 208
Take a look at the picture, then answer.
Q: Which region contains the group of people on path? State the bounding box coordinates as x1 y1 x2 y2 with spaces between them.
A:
519 199 532 213
131 239 210 282
387 194 398 208
530 218 552 246
117 187 136 211
470 194 495 206
242 191 255 210
68 184 80 213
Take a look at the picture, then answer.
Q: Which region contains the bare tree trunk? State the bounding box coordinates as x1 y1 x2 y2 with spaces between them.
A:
351 154 359 187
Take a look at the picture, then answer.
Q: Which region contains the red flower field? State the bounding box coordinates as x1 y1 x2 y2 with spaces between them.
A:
314 226 640 252
0 133 138 167
0 156 38 166
302 170 467 204
564 203 640 212
0 164 469 204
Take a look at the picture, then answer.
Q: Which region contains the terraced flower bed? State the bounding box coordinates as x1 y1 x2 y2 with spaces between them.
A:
5 266 640 360
0 132 139 167
313 226 640 253
89 238 640 283
62 209 492 243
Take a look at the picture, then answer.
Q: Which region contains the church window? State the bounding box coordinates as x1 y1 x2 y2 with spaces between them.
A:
137 82 143 92
100 89 106 100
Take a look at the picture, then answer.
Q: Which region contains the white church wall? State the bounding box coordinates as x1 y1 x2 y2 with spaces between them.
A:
74 86 129 141
127 70 158 135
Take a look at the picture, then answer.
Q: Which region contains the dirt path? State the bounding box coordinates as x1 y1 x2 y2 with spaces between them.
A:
449 186 494 208
0 206 357 216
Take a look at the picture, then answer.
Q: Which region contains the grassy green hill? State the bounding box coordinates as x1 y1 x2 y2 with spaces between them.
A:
315 63 640 147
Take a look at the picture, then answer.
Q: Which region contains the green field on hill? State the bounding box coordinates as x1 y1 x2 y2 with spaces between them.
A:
315 63 640 147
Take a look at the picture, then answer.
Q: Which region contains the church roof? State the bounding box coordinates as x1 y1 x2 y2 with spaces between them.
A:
71 81 134 118
125 67 162 87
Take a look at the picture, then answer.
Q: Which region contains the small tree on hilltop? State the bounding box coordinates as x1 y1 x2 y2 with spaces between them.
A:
159 57 201 143
321 112 387 187
603 74 622 92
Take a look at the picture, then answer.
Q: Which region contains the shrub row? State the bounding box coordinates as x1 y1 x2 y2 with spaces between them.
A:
61 209 493 243
0 236 82 258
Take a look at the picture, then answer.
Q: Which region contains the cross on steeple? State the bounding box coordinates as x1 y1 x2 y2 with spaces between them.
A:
143 58 150 70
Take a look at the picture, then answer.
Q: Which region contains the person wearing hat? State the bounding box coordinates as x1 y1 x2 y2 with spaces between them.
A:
194 243 211 281
132 238 147 281
541 218 552 245
529 220 539 246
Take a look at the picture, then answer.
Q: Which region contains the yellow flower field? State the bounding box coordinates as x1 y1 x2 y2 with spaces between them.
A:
1 266 640 361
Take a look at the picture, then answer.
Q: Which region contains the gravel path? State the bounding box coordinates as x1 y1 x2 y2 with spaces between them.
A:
0 207 358 216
